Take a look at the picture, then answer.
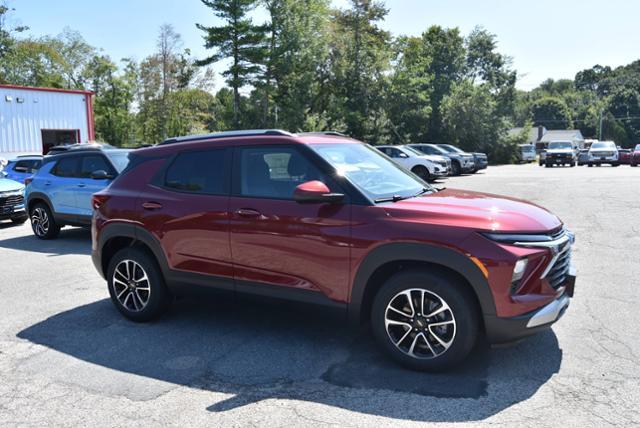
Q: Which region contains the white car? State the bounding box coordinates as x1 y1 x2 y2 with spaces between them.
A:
376 145 448 181
588 140 619 167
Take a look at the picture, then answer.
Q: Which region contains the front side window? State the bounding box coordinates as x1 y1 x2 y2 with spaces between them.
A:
164 149 228 194
238 146 326 199
310 143 429 202
51 157 79 178
105 151 131 173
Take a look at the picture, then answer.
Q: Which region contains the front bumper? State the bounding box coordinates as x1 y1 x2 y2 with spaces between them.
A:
546 155 574 164
589 156 618 164
485 267 575 344
0 205 26 220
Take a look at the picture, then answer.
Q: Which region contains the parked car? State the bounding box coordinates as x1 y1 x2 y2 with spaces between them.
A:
437 144 486 172
408 143 475 175
0 177 28 225
376 145 447 181
92 129 576 371
25 145 131 239
577 149 590 166
587 140 618 167
2 155 43 184
545 140 578 167
617 148 632 165
631 144 640 167
518 144 536 163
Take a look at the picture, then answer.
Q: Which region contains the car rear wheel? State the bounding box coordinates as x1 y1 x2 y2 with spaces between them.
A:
371 269 479 371
30 203 60 240
411 165 430 182
107 247 172 322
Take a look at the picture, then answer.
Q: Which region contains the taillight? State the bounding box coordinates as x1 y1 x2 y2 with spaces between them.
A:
92 194 109 210
24 177 33 186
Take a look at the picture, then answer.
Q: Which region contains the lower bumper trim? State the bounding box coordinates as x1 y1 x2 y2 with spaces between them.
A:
526 294 570 328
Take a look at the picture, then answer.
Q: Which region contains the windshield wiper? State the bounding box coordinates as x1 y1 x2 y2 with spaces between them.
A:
374 187 431 203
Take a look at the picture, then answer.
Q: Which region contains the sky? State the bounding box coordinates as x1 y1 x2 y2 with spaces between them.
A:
8 0 640 91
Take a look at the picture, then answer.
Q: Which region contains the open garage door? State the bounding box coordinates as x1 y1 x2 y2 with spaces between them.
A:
41 129 80 154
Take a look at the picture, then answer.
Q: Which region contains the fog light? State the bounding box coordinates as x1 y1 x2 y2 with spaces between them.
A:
512 258 528 282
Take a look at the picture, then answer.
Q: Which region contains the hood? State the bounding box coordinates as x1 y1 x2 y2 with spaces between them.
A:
589 147 616 153
0 178 25 193
546 148 573 153
384 188 561 233
420 154 446 163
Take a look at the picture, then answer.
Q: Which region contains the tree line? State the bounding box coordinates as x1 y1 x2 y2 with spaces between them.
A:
1 1 639 163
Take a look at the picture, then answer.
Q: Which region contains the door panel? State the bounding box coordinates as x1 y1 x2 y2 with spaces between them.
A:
138 148 233 280
230 145 352 302
76 155 114 219
48 156 82 217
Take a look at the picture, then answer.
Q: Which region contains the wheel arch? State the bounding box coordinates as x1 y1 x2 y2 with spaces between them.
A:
97 223 170 279
348 243 496 327
26 192 54 213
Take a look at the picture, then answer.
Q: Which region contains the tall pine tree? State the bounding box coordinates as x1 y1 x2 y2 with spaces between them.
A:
196 0 264 128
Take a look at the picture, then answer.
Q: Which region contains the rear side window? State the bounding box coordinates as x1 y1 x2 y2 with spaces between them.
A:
51 157 79 178
79 155 113 178
164 149 228 194
14 160 41 172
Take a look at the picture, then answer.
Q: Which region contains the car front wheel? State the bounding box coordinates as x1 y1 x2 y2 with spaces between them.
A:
411 165 430 182
371 269 479 371
107 247 172 322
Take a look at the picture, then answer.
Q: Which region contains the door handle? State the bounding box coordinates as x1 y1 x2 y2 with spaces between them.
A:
142 201 163 210
77 183 86 188
235 208 261 218
44 181 52 186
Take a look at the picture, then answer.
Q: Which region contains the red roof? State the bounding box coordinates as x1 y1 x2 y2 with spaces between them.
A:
0 84 93 95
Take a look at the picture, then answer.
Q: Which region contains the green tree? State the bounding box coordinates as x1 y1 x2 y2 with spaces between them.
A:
331 0 391 142
530 96 573 130
197 0 264 127
441 80 517 163
420 26 466 142
386 36 432 143
0 1 28 67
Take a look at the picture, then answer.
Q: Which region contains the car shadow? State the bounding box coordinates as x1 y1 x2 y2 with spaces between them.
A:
0 227 91 256
17 295 562 422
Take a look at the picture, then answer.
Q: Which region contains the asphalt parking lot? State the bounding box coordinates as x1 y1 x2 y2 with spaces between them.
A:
1 163 639 427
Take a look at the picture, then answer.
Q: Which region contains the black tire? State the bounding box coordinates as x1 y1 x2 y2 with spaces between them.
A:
411 165 431 182
451 161 461 176
29 202 60 240
612 163 620 167
545 163 550 168
588 163 593 167
11 215 28 224
371 269 479 371
632 163 638 167
107 247 172 322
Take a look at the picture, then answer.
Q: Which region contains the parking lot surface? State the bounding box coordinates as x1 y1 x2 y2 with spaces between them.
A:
1 163 639 427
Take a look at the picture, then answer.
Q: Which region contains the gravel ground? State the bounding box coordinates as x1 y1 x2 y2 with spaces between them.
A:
0 163 639 427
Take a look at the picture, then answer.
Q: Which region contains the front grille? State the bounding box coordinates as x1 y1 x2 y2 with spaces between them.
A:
547 247 572 289
0 195 24 214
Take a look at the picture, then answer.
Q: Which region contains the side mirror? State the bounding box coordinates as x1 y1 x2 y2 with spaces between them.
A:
399 153 409 158
0 171 6 178
90 169 112 180
293 181 344 204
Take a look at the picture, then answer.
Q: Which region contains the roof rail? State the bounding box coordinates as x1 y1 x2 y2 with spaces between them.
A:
159 129 294 145
298 131 347 137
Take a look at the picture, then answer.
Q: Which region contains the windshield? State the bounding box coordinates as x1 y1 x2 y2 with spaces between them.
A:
106 151 132 173
437 144 462 154
548 142 572 150
636 144 640 151
310 143 430 202
521 145 534 152
590 141 615 149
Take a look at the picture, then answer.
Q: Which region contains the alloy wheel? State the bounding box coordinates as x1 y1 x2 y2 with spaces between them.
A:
112 259 151 312
384 288 456 359
31 207 49 237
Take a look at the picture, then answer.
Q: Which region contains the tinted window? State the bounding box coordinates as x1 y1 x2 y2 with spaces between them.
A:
51 157 79 178
164 149 227 194
14 160 40 172
79 155 112 178
239 146 326 199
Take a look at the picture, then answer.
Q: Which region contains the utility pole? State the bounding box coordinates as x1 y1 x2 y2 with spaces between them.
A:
598 108 604 141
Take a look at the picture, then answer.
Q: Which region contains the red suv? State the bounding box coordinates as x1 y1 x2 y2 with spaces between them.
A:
91 130 576 370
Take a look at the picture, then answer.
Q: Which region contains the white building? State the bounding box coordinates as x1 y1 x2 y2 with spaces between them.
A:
0 84 95 158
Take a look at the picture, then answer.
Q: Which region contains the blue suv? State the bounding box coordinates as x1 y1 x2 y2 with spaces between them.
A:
2 156 43 184
25 146 131 239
